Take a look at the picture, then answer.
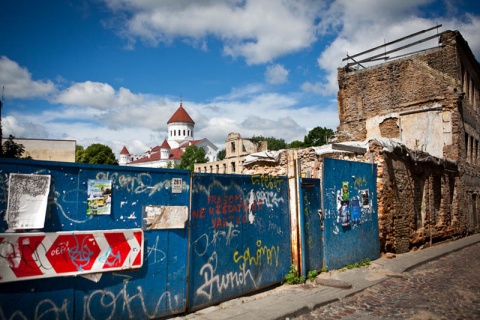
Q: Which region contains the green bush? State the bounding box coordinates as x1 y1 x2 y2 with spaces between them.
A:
307 270 318 282
283 264 305 284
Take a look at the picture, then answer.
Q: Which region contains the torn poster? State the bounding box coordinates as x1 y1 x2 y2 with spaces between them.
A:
87 179 112 215
6 173 51 230
143 205 188 229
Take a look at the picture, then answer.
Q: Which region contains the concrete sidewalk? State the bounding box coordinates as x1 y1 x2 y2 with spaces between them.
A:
174 234 480 320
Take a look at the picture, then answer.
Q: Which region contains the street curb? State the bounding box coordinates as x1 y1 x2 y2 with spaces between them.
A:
403 236 480 272
315 279 353 289
279 298 340 320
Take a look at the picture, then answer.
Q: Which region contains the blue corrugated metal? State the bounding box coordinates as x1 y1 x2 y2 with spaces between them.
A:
322 158 380 270
0 158 190 319
300 178 323 272
188 173 291 311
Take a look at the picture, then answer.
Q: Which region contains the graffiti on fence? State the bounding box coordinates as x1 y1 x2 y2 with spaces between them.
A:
146 235 167 265
95 172 186 196
233 240 279 271
195 252 256 303
251 174 283 192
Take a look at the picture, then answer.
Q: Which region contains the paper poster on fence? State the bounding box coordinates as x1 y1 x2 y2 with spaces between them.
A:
87 180 112 215
6 173 51 229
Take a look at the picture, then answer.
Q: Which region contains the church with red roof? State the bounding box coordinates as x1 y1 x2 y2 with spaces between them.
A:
119 103 218 168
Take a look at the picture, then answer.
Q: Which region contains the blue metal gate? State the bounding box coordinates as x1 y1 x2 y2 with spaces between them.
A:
188 173 291 310
322 158 380 270
300 178 323 273
0 158 190 319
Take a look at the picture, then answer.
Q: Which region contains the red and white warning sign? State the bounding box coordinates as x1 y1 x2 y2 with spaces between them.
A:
0 229 143 283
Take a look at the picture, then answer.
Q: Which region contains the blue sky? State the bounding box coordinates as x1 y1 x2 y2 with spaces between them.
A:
1 0 479 157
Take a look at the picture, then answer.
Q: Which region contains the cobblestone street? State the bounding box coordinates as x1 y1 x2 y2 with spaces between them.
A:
295 243 480 320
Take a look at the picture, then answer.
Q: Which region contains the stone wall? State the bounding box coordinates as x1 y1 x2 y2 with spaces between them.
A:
243 139 478 253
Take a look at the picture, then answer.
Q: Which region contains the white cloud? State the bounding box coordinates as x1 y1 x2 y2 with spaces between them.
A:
102 0 323 64
265 64 289 85
55 81 144 110
1 115 49 139
0 56 56 99
308 0 480 96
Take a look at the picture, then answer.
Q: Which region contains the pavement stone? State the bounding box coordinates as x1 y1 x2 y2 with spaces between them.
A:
173 234 480 320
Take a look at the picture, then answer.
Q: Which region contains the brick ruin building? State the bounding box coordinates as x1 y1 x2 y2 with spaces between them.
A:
243 30 480 253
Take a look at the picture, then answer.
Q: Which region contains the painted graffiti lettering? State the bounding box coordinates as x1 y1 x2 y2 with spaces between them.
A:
50 241 69 256
68 236 94 271
193 191 264 228
254 190 284 208
251 174 283 192
146 236 167 265
210 203 246 215
83 280 178 320
0 298 69 320
233 240 279 271
207 194 243 205
212 222 240 245
0 237 52 276
196 252 256 302
98 247 121 267
354 176 367 189
95 172 172 196
268 221 282 234
192 208 206 219
211 215 247 229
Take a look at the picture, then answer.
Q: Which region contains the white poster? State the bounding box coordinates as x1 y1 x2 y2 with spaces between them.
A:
6 173 51 230
143 205 188 229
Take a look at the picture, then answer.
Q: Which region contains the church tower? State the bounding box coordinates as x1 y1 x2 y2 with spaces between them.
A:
119 146 131 165
159 139 171 160
167 102 195 149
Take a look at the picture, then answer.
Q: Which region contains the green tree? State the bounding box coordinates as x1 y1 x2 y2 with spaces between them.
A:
1 135 31 159
179 145 208 171
217 149 226 160
77 143 118 165
303 126 334 147
251 135 287 151
75 145 86 163
288 140 304 148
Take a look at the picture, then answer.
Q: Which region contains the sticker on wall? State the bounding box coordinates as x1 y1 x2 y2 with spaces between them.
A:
143 205 188 229
338 200 350 227
342 181 349 200
87 179 112 215
6 173 51 230
361 189 370 208
351 199 361 223
172 178 183 194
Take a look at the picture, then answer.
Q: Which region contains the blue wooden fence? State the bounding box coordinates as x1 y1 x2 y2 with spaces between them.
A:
0 157 381 319
322 158 380 270
188 173 291 310
0 158 191 319
300 178 323 273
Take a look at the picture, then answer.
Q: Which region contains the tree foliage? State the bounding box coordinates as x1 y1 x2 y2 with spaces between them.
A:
217 149 226 160
77 143 118 165
303 126 334 147
1 135 31 159
251 135 287 151
179 145 208 171
288 140 304 149
75 145 85 163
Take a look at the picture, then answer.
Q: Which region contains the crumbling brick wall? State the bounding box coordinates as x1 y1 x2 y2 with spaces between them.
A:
369 140 464 253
